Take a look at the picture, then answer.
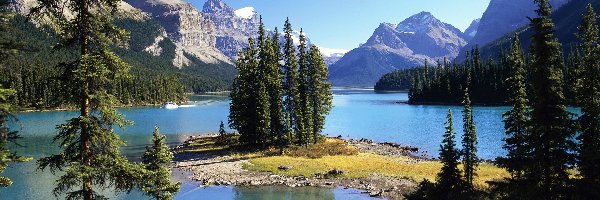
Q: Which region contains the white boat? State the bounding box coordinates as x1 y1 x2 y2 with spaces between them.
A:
163 102 178 109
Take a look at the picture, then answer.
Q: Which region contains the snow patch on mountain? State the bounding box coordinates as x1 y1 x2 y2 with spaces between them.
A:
234 7 256 19
318 47 349 57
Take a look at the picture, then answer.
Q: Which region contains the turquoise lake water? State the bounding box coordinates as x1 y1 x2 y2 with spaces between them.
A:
1 89 526 199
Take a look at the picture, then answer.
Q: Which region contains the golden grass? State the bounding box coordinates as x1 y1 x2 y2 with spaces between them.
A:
245 153 509 188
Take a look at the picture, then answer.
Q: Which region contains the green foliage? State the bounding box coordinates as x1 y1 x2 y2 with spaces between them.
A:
229 19 333 149
461 88 478 190
374 68 416 91
0 87 31 188
30 0 168 199
140 126 181 200
436 109 464 199
525 0 577 198
575 4 600 199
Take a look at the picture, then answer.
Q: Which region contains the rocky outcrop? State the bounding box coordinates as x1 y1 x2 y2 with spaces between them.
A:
329 12 468 86
202 0 260 60
125 0 231 67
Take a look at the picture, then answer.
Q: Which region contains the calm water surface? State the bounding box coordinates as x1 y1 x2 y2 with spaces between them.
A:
2 90 521 199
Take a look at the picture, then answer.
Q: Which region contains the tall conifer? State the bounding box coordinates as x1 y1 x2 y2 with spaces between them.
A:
576 4 600 198
527 0 576 198
437 109 463 199
461 88 478 190
307 45 333 143
141 126 180 200
32 0 155 199
282 18 300 143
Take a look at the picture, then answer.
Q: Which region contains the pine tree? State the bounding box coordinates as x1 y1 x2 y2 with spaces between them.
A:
219 121 226 136
0 88 31 188
282 18 300 143
307 45 333 143
498 34 531 180
32 0 152 199
297 29 312 146
575 4 600 198
255 17 271 146
0 1 30 188
527 0 576 198
141 126 180 200
265 26 285 146
461 88 478 190
437 109 463 199
229 39 257 144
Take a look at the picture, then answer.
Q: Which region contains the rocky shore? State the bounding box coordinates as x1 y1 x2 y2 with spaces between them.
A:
173 136 425 199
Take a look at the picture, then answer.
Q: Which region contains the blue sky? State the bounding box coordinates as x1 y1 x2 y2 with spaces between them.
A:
189 0 491 51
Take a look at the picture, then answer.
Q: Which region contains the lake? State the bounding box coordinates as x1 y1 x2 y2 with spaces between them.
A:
1 89 514 199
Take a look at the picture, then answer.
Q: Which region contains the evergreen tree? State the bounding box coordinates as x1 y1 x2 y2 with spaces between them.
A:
307 45 333 143
461 88 478 190
0 88 30 188
219 121 226 137
297 29 312 146
229 38 260 145
282 18 300 143
255 18 271 146
575 4 600 198
437 109 463 199
527 0 576 198
498 34 531 181
141 126 180 200
32 0 152 199
264 26 285 147
0 1 30 188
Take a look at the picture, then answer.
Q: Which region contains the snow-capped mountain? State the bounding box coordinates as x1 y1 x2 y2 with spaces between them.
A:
202 0 260 60
319 47 348 66
124 0 231 67
329 12 468 86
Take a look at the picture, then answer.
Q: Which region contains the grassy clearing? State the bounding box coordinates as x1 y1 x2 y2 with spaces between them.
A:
178 136 509 187
245 153 508 187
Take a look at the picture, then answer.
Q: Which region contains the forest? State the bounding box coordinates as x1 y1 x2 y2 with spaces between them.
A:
0 13 236 110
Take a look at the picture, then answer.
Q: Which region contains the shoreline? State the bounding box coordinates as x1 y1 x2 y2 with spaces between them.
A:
172 135 428 199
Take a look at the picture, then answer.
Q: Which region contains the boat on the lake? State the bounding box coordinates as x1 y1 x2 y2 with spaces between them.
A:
163 102 179 109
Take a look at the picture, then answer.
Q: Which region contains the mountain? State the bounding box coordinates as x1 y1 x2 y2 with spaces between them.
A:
459 0 570 58
202 0 260 60
319 47 348 66
7 0 237 93
464 18 480 41
480 0 600 59
124 0 231 67
329 12 468 87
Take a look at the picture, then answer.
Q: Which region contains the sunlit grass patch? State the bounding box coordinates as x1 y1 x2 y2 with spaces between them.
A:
245 152 509 187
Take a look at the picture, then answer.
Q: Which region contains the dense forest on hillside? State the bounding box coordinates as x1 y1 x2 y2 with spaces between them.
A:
0 15 236 109
375 46 579 105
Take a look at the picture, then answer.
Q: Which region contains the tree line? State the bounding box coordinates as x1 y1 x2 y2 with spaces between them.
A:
229 18 333 149
1 0 181 199
0 11 236 110
409 2 600 199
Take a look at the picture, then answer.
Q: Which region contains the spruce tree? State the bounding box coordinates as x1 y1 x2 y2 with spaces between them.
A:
307 45 333 143
0 1 30 188
437 109 463 199
461 88 478 190
229 39 257 144
575 4 600 198
32 0 154 199
282 18 301 143
498 34 531 180
255 18 271 146
297 29 312 146
219 121 226 137
141 126 180 200
265 26 285 146
0 88 30 188
527 0 576 198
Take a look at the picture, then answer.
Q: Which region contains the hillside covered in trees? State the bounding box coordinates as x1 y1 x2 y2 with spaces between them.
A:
0 13 236 109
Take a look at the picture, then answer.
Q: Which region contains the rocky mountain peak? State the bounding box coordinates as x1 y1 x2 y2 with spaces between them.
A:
464 18 480 41
202 0 234 16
